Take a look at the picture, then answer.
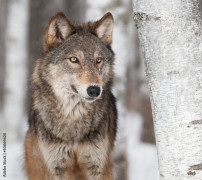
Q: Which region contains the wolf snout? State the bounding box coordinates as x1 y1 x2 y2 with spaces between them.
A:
87 86 101 97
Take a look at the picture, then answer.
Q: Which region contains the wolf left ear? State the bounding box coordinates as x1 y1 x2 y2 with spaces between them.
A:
44 12 73 51
94 12 114 45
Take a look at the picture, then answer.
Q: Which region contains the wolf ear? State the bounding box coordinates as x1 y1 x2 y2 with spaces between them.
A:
94 12 114 45
44 12 73 51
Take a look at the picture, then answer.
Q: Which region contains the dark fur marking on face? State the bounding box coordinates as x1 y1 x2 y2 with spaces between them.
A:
71 84 78 93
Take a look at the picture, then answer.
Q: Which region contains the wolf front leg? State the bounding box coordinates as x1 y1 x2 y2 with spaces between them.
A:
78 138 114 180
24 129 51 180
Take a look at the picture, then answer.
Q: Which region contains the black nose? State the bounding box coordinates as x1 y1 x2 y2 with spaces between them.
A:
87 86 101 97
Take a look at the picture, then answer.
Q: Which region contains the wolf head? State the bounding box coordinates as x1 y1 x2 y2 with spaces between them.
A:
38 12 114 102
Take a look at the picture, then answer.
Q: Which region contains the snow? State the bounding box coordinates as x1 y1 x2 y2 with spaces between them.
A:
114 103 160 180
125 113 160 180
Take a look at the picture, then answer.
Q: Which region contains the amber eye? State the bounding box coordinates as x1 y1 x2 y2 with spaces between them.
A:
69 57 79 63
96 57 103 64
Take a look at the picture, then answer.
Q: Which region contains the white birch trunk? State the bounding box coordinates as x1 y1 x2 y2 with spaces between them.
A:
133 0 202 179
3 0 29 141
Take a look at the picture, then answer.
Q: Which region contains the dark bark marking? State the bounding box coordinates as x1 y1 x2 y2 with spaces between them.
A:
188 119 202 128
189 163 202 171
190 119 202 125
187 171 196 176
133 12 160 28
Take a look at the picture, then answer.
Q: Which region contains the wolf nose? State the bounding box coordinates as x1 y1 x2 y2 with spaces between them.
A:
87 86 101 97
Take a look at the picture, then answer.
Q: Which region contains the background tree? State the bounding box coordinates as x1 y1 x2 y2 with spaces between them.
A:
0 0 7 129
133 0 202 179
126 33 155 144
3 0 29 141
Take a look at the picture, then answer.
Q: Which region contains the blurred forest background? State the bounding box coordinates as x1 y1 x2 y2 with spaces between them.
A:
1 0 201 179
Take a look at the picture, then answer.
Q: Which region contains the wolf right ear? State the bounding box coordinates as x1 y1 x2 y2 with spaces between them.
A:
44 12 73 51
94 12 114 45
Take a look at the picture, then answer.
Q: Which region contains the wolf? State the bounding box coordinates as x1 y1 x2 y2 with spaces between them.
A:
24 12 117 180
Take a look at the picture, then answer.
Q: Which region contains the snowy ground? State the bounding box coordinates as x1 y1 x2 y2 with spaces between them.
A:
125 114 160 180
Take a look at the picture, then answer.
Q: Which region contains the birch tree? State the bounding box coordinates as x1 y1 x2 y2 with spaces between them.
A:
3 0 29 141
133 0 202 179
0 0 7 133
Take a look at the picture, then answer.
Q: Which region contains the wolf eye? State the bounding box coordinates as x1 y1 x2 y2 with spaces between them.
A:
69 57 79 63
96 57 103 64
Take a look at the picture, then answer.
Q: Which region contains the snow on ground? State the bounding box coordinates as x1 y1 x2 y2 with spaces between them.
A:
125 113 160 180
114 103 160 180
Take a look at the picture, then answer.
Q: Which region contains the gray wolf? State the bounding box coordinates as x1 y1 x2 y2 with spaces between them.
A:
24 12 117 180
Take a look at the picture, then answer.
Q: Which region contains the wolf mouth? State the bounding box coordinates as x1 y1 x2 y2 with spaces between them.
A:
84 97 100 103
85 98 96 101
85 97 96 101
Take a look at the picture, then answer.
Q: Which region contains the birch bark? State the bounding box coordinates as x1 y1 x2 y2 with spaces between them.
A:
4 0 29 141
133 0 202 179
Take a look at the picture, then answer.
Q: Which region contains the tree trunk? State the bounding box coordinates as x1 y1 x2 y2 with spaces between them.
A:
0 0 7 133
4 0 29 141
133 0 202 179
0 0 7 112
126 33 155 144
